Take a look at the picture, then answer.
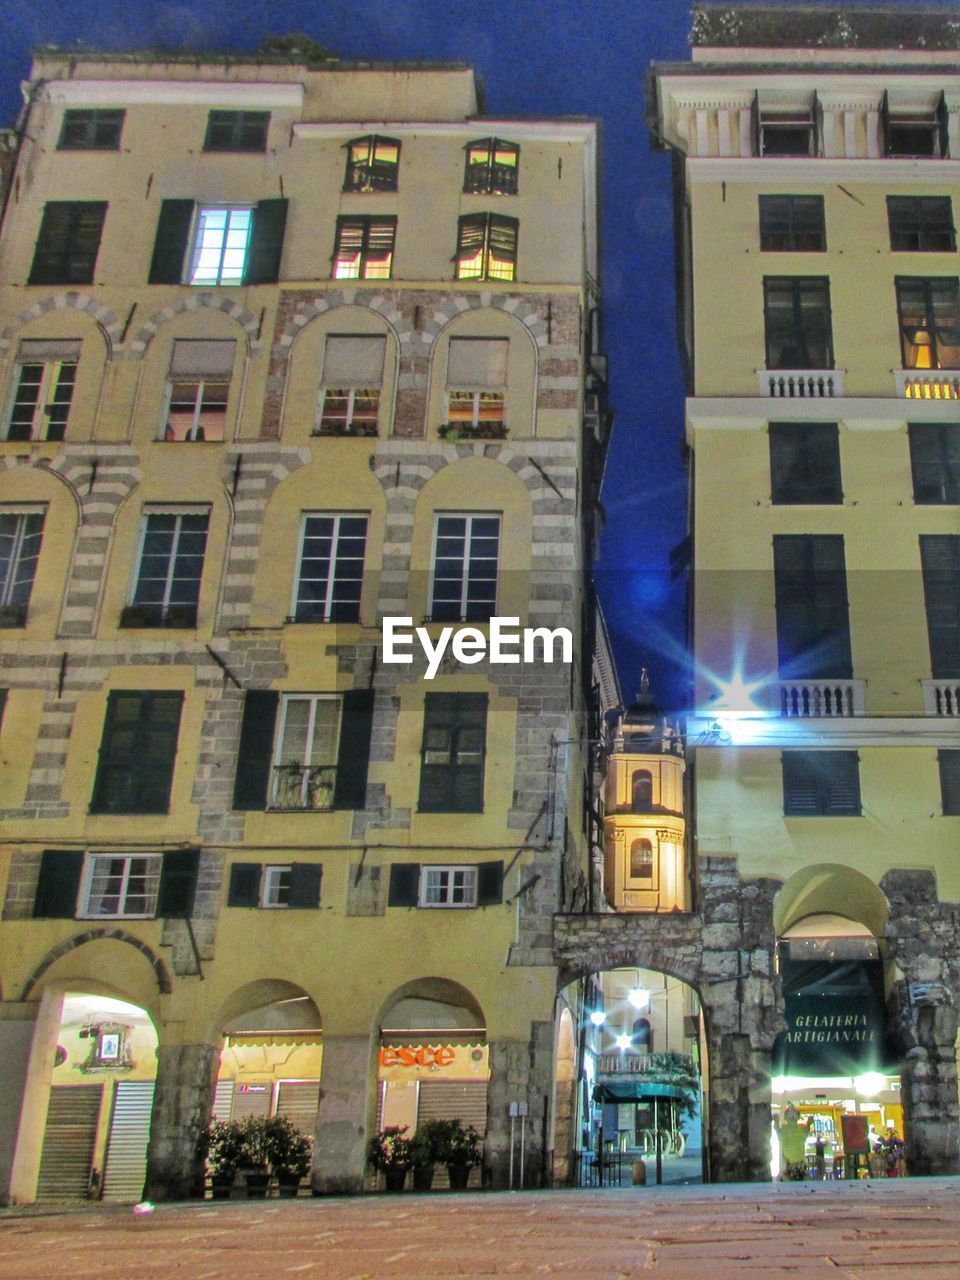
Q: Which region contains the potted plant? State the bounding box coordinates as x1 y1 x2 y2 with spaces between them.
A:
206 1119 246 1199
432 1118 483 1189
265 1114 313 1197
367 1125 414 1191
239 1116 272 1197
410 1118 447 1191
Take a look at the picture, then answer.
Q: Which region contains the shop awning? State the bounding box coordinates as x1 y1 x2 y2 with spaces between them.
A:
593 1081 685 1104
226 1032 322 1047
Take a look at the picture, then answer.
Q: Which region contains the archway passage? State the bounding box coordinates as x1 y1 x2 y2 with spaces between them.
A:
560 966 704 1188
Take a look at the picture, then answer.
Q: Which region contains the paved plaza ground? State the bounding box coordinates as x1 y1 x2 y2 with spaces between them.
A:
3 1178 960 1279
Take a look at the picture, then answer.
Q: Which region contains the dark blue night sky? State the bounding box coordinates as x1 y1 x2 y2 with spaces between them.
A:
0 0 942 713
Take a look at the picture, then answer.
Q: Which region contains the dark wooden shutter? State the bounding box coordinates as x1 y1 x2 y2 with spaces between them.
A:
244 198 288 285
33 849 83 918
148 199 194 284
920 535 960 678
233 691 279 810
0 687 6 730
476 861 503 906
936 92 949 158
333 690 374 810
156 847 200 917
388 863 420 907
939 751 960 816
751 89 761 156
227 862 261 907
288 862 323 908
783 752 860 817
773 535 851 679
138 692 185 813
880 90 891 156
28 202 107 286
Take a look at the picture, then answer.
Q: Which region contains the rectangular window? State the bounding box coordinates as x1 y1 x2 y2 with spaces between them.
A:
271 694 342 810
444 337 508 438
293 513 367 623
882 93 947 158
28 202 107 286
909 423 960 503
262 864 292 908
124 509 209 628
343 135 400 192
5 340 80 441
763 277 833 370
420 865 478 908
0 509 45 626
759 196 826 252
896 277 960 370
315 335 385 437
227 861 323 909
203 110 270 153
90 690 184 814
782 751 861 816
58 108 124 151
773 535 852 679
189 207 253 286
455 214 518 282
769 423 842 504
418 692 487 813
464 138 519 195
80 853 162 918
940 750 960 815
149 198 287 287
920 535 960 678
430 513 500 623
332 216 396 280
888 197 956 252
163 340 235 441
756 95 817 157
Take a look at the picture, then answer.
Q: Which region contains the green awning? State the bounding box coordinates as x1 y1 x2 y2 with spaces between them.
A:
593 1081 685 1104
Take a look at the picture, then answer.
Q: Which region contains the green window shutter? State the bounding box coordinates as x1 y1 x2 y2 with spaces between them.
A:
28 202 107 286
156 847 200 917
227 862 262 907
288 863 323 908
0 688 6 730
476 860 503 906
243 198 288 285
90 691 183 814
332 689 374 810
233 691 279 810
388 863 420 907
773 535 851 679
148 199 194 284
920 535 960 678
33 849 83 918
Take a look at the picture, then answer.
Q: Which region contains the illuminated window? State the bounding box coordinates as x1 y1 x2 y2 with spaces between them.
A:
782 751 861 816
315 335 385 436
188 207 253 286
759 196 826 252
629 839 654 879
58 108 124 151
420 865 478 908
763 277 833 369
882 92 947 158
343 135 400 191
203 111 270 153
418 693 487 813
293 513 367 622
80 853 162 918
163 340 235 441
455 214 518 282
0 509 45 626
332 216 396 279
5 340 79 441
909 424 960 504
887 197 955 252
430 513 500 623
631 770 653 812
444 337 507 436
895 277 960 370
769 423 842 504
464 138 519 194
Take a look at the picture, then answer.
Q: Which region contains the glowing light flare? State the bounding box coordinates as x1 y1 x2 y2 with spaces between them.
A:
627 987 650 1010
854 1072 888 1098
589 1011 606 1027
615 1034 632 1051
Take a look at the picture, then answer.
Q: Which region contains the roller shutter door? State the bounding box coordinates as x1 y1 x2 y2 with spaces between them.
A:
416 1080 487 1190
276 1081 320 1136
211 1078 234 1121
102 1081 155 1202
36 1085 102 1202
231 1082 271 1120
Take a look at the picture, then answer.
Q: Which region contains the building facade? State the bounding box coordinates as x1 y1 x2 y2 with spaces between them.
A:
0 48 608 1201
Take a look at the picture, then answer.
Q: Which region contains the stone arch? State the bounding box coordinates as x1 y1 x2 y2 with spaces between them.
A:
208 978 321 1041
0 453 84 524
555 925 705 994
420 294 547 349
0 293 123 359
275 291 405 355
774 864 890 939
20 930 172 1001
375 976 486 1031
130 293 262 358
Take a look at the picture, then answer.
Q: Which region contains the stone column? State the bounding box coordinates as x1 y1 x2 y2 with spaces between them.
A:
0 995 61 1205
311 1035 376 1194
143 1042 219 1201
485 1024 554 1189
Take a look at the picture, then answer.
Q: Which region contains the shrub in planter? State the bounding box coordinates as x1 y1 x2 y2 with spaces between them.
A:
367 1125 414 1191
206 1120 246 1198
239 1116 272 1197
264 1114 313 1197
410 1119 449 1191
429 1119 483 1189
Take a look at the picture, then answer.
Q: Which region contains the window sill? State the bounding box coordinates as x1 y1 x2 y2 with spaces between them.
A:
76 911 157 920
0 605 27 628
311 426 379 439
438 424 509 442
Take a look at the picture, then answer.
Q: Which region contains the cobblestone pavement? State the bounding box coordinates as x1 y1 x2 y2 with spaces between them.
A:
3 1179 960 1280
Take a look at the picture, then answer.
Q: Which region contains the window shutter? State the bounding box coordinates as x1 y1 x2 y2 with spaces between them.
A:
322 335 386 385
456 214 487 258
28 202 107 286
773 535 851 679
812 92 823 157
148 200 194 284
880 90 891 156
388 863 420 907
447 338 508 388
827 754 861 815
288 862 323 908
169 340 236 378
244 198 288 285
920 535 960 678
0 687 6 730
476 861 503 906
751 90 761 156
940 750 960 816
489 215 518 264
233 690 279 810
332 689 374 810
156 847 200 917
227 862 261 908
33 849 83 918
936 92 949 158
18 339 82 362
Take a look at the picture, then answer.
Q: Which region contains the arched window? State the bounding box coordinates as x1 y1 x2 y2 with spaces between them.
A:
631 770 653 812
630 838 654 880
631 1017 652 1050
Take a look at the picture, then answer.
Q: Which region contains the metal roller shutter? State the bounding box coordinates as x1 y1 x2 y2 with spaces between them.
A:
416 1080 487 1190
36 1085 102 1202
102 1081 155 1202
211 1078 234 1122
231 1082 271 1120
276 1081 321 1136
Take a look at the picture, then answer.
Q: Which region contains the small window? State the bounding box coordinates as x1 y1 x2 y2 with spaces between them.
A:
430 513 500 623
631 1017 652 1049
0 509 45 627
631 770 653 812
163 340 235 441
895 277 960 370
293 513 368 623
756 95 817 157
882 92 947 158
920 535 960 679
58 108 124 151
188 207 253 286
769 423 843 504
909 424 960 504
418 693 487 813
80 853 162 918
332 216 396 280
629 838 654 880
203 111 270 153
5 340 80 441
444 337 508 439
763 277 833 370
227 861 323 909
940 750 960 815
420 865 478 908
759 196 826 252
782 751 861 816
90 691 184 815
464 138 519 195
455 214 518 282
271 694 342 810
28 202 107 286
315 335 385 437
887 197 956 253
262 864 292 908
123 509 209 628
343 135 400 192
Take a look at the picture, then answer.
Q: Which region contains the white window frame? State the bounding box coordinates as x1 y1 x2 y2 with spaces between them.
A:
270 693 342 810
188 205 253 286
5 359 77 441
428 512 501 623
0 506 45 613
315 385 381 436
162 376 229 441
445 388 505 429
261 864 292 908
129 508 210 621
79 852 162 919
420 865 478 908
291 512 367 623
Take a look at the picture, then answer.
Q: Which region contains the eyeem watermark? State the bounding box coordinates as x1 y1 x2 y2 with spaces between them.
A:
383 616 573 680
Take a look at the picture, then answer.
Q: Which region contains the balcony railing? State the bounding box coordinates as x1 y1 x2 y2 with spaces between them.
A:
922 680 960 717
759 369 843 398
597 1052 694 1075
778 680 865 718
895 370 960 400
269 764 336 810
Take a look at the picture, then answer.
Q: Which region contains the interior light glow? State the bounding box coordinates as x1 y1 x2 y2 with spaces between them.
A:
589 1010 606 1027
615 1034 632 1051
854 1072 887 1098
627 987 650 1010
